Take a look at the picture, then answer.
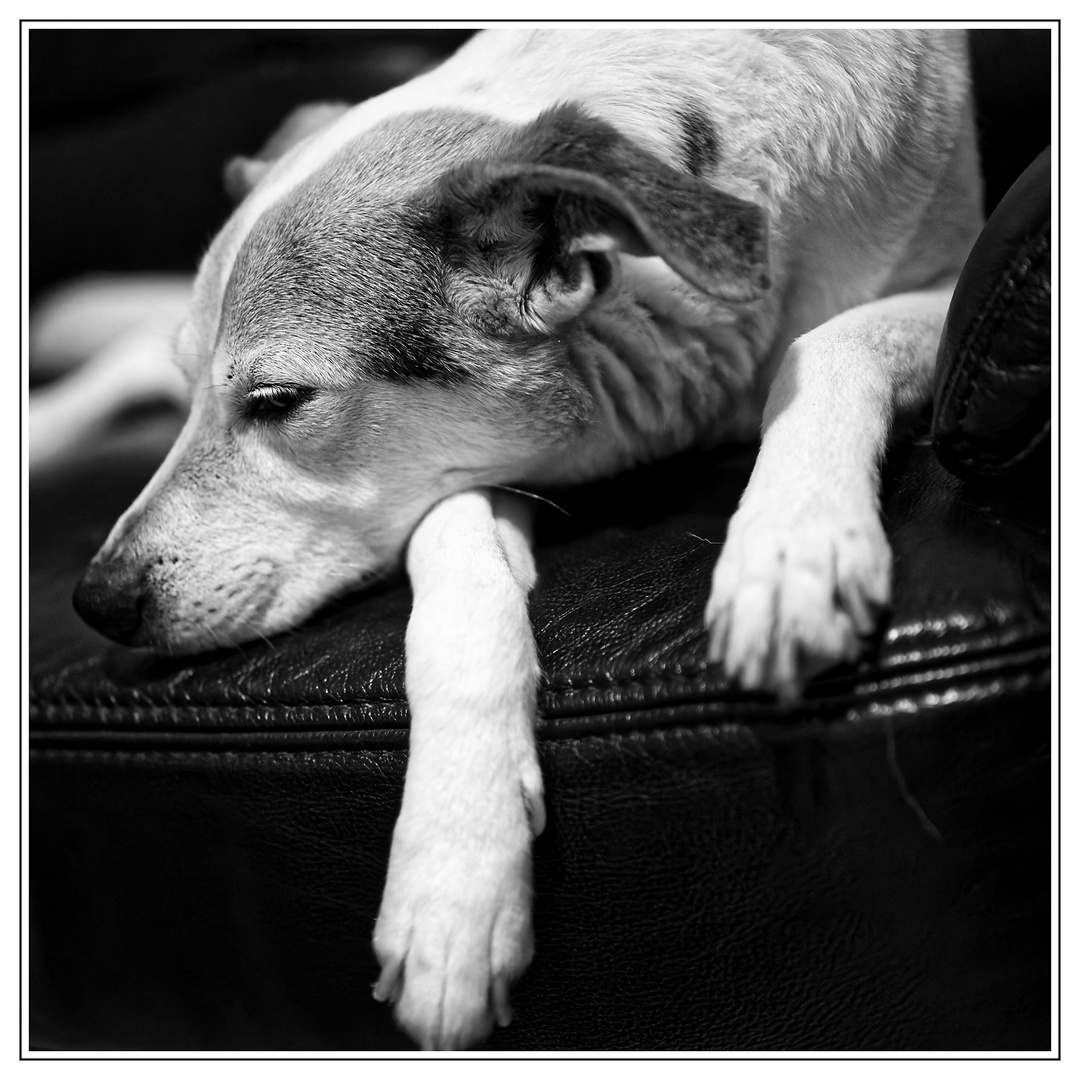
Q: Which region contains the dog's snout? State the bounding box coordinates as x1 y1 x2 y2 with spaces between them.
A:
73 559 148 645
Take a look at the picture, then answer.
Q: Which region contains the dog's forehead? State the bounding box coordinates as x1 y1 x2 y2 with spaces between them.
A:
214 110 509 385
221 193 419 370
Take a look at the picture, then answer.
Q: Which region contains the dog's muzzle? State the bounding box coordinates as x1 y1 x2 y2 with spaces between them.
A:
73 559 149 646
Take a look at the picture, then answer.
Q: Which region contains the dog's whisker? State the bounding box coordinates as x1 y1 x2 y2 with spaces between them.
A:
487 484 571 517
251 628 278 652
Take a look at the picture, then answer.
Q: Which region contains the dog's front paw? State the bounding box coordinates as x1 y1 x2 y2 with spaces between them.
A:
705 504 891 701
371 777 540 1050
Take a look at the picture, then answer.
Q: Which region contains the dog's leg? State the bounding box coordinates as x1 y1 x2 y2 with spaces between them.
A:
373 488 544 1050
706 281 958 701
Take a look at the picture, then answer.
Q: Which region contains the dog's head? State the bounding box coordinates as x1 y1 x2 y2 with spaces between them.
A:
74 100 769 653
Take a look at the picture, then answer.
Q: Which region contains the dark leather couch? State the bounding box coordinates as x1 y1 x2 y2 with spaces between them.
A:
29 29 1053 1052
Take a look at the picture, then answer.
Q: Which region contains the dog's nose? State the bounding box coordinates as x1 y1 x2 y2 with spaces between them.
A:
72 559 148 645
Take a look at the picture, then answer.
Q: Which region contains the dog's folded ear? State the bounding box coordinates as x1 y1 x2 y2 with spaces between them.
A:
224 102 352 203
431 105 770 337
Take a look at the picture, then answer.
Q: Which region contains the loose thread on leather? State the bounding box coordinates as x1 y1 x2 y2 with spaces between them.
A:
884 716 943 842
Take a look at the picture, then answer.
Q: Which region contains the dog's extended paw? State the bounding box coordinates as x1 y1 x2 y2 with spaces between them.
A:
371 839 534 1050
705 505 891 701
371 773 542 1050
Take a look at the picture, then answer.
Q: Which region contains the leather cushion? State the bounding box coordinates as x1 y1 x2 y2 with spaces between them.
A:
30 422 1051 1050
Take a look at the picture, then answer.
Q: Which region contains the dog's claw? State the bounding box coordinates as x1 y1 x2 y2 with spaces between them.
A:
491 975 514 1028
522 779 546 837
372 955 404 1004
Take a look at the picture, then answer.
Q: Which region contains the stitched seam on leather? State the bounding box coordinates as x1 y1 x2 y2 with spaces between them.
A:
29 681 409 710
28 663 1050 759
548 664 1050 741
539 640 1050 719
947 228 1050 468
28 748 406 763
940 227 1046 415
30 701 410 727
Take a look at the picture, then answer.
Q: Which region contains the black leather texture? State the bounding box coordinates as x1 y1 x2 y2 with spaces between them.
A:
29 29 1053 1053
933 147 1051 477
30 429 1051 1051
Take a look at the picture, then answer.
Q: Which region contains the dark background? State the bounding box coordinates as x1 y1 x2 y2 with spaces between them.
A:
29 28 475 301
29 27 1051 302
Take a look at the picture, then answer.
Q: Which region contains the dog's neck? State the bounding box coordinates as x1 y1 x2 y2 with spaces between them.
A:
529 256 770 485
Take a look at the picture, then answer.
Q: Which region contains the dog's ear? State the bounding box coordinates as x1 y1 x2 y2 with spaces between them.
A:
433 105 770 336
224 102 352 203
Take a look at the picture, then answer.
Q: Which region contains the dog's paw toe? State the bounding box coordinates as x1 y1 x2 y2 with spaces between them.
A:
706 510 891 699
373 896 533 1050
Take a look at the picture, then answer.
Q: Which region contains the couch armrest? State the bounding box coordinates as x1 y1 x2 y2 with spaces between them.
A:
932 147 1051 476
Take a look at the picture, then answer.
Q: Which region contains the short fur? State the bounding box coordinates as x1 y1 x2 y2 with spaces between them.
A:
48 29 983 1049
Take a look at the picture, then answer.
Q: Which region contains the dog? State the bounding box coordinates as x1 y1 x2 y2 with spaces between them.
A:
40 29 984 1049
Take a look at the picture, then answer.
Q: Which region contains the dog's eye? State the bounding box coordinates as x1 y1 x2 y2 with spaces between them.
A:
243 385 315 422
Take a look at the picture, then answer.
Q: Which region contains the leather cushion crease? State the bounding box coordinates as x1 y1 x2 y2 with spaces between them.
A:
29 29 1052 1053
